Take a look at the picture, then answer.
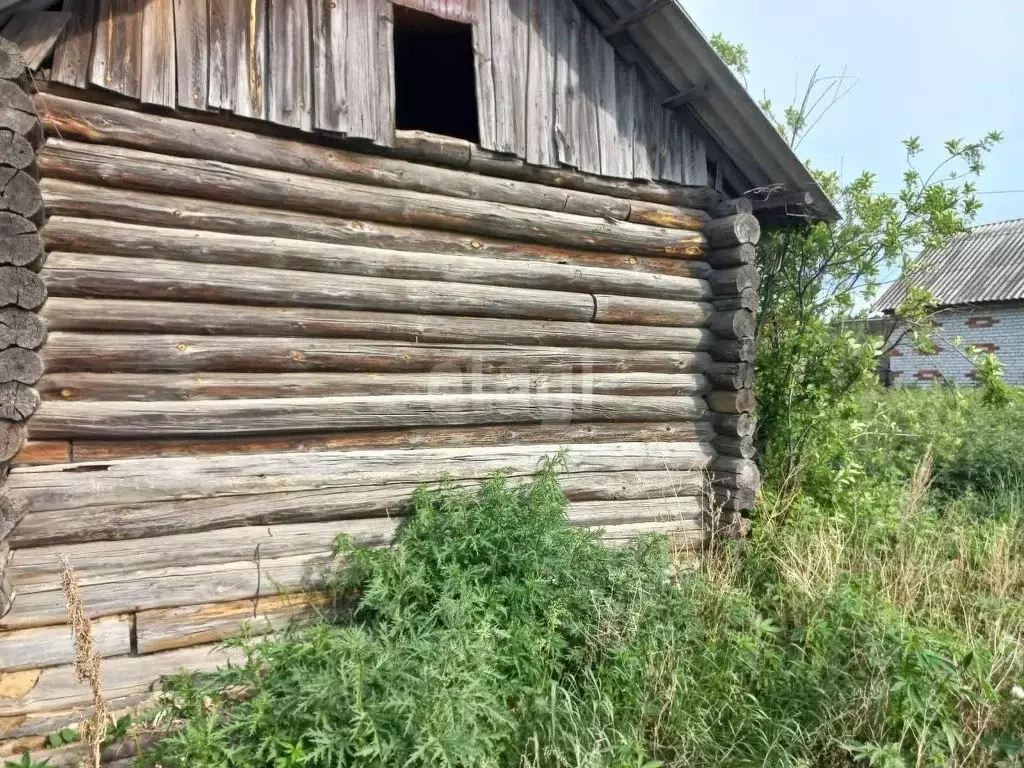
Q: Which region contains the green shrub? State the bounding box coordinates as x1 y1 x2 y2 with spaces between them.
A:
140 453 1024 768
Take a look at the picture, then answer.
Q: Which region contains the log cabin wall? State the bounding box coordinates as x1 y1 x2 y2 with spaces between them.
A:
0 0 755 751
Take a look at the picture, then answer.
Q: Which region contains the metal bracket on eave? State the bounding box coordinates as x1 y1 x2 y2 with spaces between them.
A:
663 81 708 110
600 0 672 38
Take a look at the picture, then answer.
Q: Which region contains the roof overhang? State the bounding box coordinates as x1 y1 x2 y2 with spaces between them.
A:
576 0 838 222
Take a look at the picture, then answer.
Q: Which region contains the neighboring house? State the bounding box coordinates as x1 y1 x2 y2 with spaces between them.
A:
873 218 1024 386
0 0 834 741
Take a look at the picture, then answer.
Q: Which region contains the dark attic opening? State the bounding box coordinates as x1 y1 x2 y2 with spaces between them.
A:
393 5 480 143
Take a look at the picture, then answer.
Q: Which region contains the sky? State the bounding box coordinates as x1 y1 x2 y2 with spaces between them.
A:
685 0 1024 226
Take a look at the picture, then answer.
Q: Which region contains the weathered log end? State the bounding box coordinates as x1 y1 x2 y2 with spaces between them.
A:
0 37 27 87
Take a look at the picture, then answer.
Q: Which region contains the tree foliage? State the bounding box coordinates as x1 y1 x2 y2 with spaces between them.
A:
710 34 1005 503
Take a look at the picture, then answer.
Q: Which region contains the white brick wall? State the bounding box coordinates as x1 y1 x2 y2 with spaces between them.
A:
888 302 1024 386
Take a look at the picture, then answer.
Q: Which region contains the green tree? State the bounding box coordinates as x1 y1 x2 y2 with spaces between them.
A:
710 35 1004 505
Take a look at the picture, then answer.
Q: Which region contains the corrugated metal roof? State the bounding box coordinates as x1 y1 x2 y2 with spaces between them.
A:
873 218 1024 311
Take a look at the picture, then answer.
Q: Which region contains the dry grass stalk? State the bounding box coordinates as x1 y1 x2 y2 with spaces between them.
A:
904 449 934 519
59 555 110 768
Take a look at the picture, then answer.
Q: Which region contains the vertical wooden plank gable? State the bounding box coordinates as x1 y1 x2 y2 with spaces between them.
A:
311 0 346 134
207 0 234 109
344 0 377 142
594 33 617 178
174 0 208 111
51 0 97 89
140 0 176 107
611 55 634 179
375 0 395 145
471 0 496 150
682 126 707 186
489 0 527 156
660 109 683 183
89 0 142 99
267 0 312 131
632 72 660 180
524 0 555 166
393 0 476 23
574 16 600 176
552 0 578 169
230 0 267 119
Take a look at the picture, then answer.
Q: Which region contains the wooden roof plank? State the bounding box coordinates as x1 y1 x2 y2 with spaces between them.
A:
139 0 176 107
552 0 579 169
471 0 496 149
488 0 527 156
311 0 348 134
266 0 312 131
50 0 95 89
524 0 556 166
230 0 266 119
172 0 208 111
89 0 143 99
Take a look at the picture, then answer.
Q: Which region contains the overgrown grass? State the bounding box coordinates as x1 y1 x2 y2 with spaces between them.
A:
133 390 1024 768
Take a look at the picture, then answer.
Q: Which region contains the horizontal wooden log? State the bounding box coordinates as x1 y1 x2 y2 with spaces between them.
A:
1 552 329 630
135 593 330 654
713 434 756 459
707 243 755 269
11 520 390 588
0 168 43 224
0 380 38 420
708 197 753 219
706 389 755 414
40 298 712 352
0 211 43 267
0 79 34 114
711 456 761 489
626 199 709 229
0 128 36 174
36 93 709 231
0 691 152 743
13 497 704 589
0 307 45 350
709 265 759 296
704 214 761 248
712 486 755 512
42 253 599 323
0 614 131 672
28 393 709 439
392 129 715 209
0 265 46 309
709 310 755 340
35 420 714 465
599 520 704 548
41 333 711 375
38 372 709 401
714 412 755 439
0 346 42 383
41 217 711 301
7 441 715 513
0 642 245 715
40 179 709 280
0 485 27 538
705 362 752 390
0 38 27 85
711 337 755 363
593 294 713 327
712 288 757 313
40 139 709 257
0 106 42 152
11 469 707 546
0 419 27 460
